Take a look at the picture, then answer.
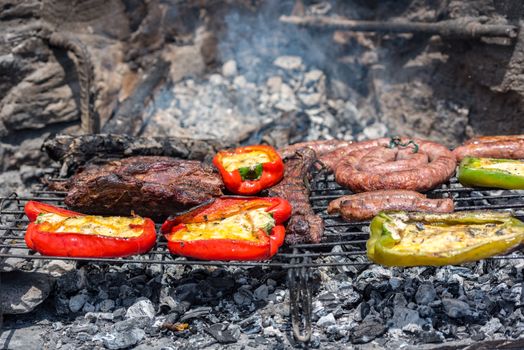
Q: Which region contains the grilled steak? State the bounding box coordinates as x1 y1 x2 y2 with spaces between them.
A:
269 147 324 244
328 190 454 222
64 156 224 218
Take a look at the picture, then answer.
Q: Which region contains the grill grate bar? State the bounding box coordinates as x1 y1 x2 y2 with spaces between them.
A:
0 253 289 267
456 204 524 211
31 191 67 195
10 196 64 202
314 202 524 213
289 240 368 249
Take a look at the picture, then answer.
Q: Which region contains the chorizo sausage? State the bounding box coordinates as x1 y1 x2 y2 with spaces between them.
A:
453 135 524 161
335 138 456 192
328 190 454 222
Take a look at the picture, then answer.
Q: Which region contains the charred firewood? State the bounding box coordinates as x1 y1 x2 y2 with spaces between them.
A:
102 58 170 135
241 111 311 149
43 134 237 176
280 15 518 40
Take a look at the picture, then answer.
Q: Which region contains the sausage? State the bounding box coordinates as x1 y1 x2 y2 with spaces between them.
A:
279 139 353 159
453 135 524 161
335 138 456 192
357 147 429 172
463 135 524 145
328 190 454 222
319 138 387 171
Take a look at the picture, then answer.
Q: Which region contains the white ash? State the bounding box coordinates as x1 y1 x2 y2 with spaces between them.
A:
140 54 382 145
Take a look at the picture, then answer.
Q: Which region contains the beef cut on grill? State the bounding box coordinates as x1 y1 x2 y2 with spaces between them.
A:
63 156 224 218
269 147 324 244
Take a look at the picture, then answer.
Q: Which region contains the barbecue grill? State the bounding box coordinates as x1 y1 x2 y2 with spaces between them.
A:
1 166 524 343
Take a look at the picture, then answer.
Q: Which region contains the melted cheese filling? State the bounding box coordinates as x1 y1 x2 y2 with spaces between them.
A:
35 213 145 238
477 159 524 176
221 151 271 172
172 208 275 242
385 220 519 257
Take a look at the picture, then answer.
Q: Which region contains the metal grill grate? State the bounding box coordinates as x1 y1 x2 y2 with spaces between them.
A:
1 170 524 267
1 167 524 342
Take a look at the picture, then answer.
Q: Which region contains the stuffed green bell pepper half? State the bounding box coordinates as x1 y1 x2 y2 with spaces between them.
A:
458 157 524 190
367 211 524 267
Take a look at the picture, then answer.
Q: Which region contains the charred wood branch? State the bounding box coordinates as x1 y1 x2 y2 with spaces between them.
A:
102 58 170 135
44 31 98 134
43 134 237 176
280 15 518 40
13 23 99 134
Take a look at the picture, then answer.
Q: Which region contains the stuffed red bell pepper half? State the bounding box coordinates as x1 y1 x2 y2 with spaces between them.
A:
24 201 157 258
161 196 292 261
213 145 284 195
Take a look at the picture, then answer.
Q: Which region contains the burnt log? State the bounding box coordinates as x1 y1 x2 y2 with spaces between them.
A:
280 15 518 40
102 58 170 135
43 133 237 175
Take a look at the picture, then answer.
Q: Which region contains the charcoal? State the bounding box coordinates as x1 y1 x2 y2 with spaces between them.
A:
253 285 269 301
389 307 426 329
317 313 336 327
85 312 114 322
70 323 98 335
125 299 156 320
501 284 522 304
417 330 445 344
389 277 403 291
204 324 237 344
402 278 418 299
263 325 283 338
207 275 236 292
418 305 435 318
1 271 52 315
112 308 126 321
98 299 115 313
180 307 212 322
234 286 254 306
354 266 393 292
442 298 473 319
99 327 146 350
350 317 387 344
56 270 87 295
415 283 437 305
472 332 486 341
172 283 200 304
239 314 262 334
82 302 95 313
393 293 408 308
69 293 88 313
359 302 371 321
480 318 503 337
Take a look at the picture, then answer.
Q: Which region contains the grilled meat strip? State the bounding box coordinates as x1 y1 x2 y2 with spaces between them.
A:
328 190 454 222
64 156 224 218
269 147 324 244
453 135 524 161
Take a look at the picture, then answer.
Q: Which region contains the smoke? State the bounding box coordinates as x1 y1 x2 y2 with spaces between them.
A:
141 0 378 143
218 1 333 84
